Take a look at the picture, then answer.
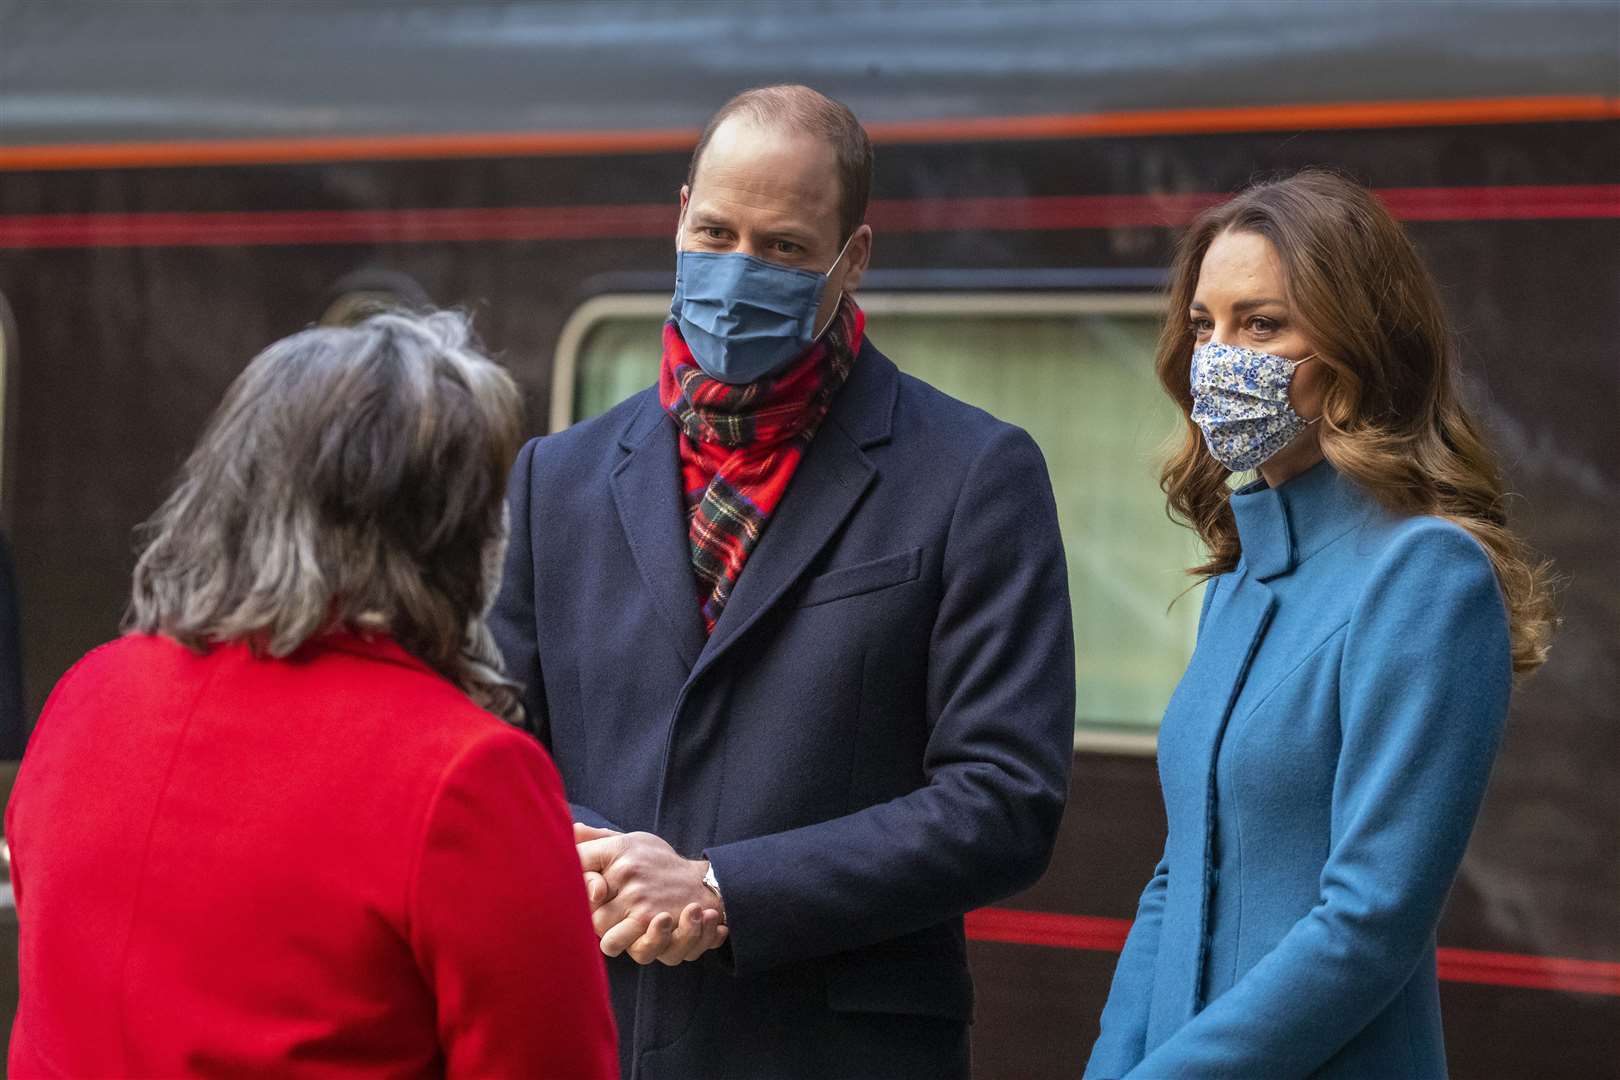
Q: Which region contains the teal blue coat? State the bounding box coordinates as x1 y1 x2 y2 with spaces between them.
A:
1086 461 1512 1079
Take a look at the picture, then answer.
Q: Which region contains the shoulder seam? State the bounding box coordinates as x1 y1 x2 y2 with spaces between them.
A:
401 725 529 953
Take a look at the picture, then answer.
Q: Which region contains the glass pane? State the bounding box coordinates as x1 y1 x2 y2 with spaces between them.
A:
568 303 1204 733
574 317 662 423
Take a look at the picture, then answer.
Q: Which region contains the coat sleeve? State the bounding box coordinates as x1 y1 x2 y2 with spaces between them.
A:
408 726 619 1079
1084 851 1169 1079
489 437 622 832
1085 580 1218 1079
703 425 1076 975
1124 521 1512 1078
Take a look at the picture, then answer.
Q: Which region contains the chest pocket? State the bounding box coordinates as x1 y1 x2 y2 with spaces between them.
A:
796 548 922 608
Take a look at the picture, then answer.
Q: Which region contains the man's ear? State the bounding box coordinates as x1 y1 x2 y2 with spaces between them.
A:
676 185 690 245
840 224 874 293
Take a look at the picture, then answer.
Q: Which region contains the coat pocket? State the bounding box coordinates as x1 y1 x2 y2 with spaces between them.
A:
823 941 974 1021
796 548 923 608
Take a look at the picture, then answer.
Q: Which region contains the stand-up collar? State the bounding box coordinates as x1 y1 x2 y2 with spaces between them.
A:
1229 459 1378 581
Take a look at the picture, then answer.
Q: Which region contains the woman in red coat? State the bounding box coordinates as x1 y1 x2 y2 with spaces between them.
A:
5 312 618 1078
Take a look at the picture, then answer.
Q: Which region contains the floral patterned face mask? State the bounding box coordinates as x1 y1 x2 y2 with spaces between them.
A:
1189 342 1319 472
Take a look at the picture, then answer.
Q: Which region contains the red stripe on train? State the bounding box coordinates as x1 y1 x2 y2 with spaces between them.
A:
1 185 1616 249
964 908 1620 997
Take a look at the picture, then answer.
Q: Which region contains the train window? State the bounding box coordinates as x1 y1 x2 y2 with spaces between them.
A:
553 294 1202 753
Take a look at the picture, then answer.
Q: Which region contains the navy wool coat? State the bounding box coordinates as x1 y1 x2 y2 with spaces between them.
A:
491 341 1076 1080
1085 460 1513 1080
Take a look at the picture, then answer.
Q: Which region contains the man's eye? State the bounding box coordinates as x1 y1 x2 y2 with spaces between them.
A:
772 240 804 255
702 228 729 240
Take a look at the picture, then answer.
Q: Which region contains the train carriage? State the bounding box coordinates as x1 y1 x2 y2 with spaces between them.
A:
0 3 1616 1076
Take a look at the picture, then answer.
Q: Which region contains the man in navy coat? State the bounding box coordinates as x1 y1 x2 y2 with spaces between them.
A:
491 84 1075 1080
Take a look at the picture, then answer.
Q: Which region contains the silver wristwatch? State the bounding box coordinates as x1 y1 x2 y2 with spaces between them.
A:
701 863 725 913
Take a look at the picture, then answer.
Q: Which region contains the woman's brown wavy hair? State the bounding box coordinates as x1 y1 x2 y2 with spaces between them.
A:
1158 169 1557 674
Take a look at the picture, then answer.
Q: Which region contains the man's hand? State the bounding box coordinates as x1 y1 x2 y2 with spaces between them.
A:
575 824 727 966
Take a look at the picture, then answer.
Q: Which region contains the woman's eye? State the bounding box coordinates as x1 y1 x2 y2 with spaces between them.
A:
1248 316 1278 334
1188 318 1213 335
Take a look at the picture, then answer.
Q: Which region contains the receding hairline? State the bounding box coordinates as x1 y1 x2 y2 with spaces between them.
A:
685 84 873 241
688 111 839 183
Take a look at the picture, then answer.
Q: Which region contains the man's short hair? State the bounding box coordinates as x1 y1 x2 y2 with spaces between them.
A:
687 85 873 243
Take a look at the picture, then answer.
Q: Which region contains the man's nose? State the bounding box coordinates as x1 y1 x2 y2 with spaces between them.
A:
732 236 762 259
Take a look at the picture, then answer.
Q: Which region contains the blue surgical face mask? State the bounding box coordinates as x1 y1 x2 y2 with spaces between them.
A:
670 232 854 385
1189 341 1319 472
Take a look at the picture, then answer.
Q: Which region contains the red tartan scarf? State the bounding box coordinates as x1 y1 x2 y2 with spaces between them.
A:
659 298 864 635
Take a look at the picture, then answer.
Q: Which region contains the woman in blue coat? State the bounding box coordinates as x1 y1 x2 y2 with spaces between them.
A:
1085 170 1558 1079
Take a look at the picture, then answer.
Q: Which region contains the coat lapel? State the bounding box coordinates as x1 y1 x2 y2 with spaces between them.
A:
1166 565 1276 1023
688 344 897 686
609 398 707 670
1184 573 1277 779
691 421 874 683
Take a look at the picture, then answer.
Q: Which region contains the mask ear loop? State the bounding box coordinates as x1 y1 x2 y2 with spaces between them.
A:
1289 353 1324 424
812 230 860 340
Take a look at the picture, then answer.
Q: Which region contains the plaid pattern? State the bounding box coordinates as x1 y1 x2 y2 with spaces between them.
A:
660 298 864 634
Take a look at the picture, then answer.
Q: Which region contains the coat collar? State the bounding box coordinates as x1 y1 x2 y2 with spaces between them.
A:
822 338 899 450
1229 459 1376 582
611 402 710 669
303 628 436 675
610 339 899 678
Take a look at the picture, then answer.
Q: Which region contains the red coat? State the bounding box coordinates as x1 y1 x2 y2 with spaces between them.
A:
6 632 617 1078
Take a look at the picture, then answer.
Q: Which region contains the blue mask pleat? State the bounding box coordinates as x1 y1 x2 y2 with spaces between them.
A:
671 250 832 385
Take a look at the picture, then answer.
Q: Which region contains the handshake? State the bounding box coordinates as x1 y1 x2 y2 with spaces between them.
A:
574 824 729 966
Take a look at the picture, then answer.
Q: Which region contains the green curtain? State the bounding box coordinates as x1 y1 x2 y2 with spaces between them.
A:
570 307 1203 735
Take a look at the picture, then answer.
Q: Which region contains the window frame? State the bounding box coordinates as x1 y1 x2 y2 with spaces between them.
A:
551 291 1173 756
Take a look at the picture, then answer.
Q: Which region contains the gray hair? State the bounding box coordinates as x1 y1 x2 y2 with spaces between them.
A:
126 310 526 724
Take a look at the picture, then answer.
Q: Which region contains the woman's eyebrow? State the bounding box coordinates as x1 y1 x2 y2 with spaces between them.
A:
1190 298 1288 313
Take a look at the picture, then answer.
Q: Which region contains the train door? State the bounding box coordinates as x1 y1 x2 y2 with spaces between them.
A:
0 285 21 1050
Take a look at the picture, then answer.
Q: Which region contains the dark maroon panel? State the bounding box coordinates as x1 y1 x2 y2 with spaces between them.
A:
0 118 1614 1077
971 751 1620 1077
965 936 1620 1080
